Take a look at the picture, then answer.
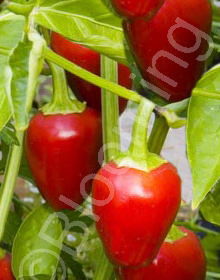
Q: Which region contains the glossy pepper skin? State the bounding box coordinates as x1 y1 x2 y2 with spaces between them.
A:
123 0 212 102
110 0 164 20
0 254 15 280
51 33 131 113
26 109 102 211
92 162 181 267
115 227 206 280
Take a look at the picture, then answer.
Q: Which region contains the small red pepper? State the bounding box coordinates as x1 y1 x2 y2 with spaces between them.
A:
92 100 181 267
123 0 212 101
26 63 102 211
26 109 102 211
51 32 131 113
93 161 181 267
115 227 206 280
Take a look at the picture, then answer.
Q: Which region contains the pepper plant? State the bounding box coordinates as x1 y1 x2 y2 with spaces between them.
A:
0 0 219 279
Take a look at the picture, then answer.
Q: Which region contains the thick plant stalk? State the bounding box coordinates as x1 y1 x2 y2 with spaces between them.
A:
148 116 169 155
45 48 141 104
0 131 24 241
148 98 188 154
114 98 166 172
93 55 120 280
93 244 114 280
128 99 155 158
101 55 120 162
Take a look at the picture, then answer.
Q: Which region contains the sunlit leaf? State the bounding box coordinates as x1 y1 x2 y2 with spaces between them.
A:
33 0 126 64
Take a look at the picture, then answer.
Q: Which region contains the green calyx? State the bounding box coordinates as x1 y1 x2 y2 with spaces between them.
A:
165 225 186 244
114 98 166 172
41 98 86 115
41 62 86 115
115 151 166 172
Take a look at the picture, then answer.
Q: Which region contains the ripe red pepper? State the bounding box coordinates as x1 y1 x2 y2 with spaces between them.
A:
115 227 206 280
51 32 131 113
123 0 212 102
93 99 181 268
0 253 15 280
26 109 102 211
92 161 181 267
110 0 164 20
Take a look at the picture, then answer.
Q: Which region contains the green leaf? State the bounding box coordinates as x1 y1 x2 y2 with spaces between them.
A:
187 65 220 208
101 0 115 13
196 64 220 93
12 204 63 278
7 30 45 131
60 247 86 280
19 148 34 184
2 211 22 246
0 122 19 146
210 0 220 23
165 225 186 243
7 0 35 16
18 275 51 280
0 12 25 132
8 39 33 130
202 233 220 273
0 92 11 133
200 180 220 226
33 0 126 64
0 137 34 183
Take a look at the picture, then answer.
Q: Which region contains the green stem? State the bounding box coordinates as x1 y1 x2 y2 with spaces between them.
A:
0 131 24 241
101 56 120 162
50 62 69 104
175 221 219 236
39 27 51 46
115 99 166 171
148 116 169 155
44 48 188 130
165 98 189 115
41 62 85 114
206 271 220 278
129 99 155 157
211 0 220 22
192 225 218 235
93 244 114 280
148 98 189 154
44 48 141 104
93 55 119 280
